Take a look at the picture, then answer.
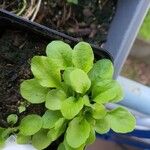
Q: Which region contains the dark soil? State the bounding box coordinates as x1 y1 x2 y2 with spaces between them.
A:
0 28 63 149
36 0 117 46
0 29 48 128
0 0 117 46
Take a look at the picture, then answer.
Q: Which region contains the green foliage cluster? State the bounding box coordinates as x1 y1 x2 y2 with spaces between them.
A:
0 41 136 150
139 10 150 41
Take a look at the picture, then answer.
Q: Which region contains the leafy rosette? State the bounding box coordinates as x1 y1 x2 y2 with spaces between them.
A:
0 41 136 150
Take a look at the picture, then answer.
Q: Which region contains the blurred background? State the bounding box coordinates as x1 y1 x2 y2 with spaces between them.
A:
121 10 150 87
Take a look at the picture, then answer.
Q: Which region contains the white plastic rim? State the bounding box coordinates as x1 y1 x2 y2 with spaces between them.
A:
3 136 36 150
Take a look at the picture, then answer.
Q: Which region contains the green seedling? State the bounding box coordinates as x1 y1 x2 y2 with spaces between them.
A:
0 41 136 150
7 114 18 126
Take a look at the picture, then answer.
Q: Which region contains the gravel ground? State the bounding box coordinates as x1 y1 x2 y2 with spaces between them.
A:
121 56 150 86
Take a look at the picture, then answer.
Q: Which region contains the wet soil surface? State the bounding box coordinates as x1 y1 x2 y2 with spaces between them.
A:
0 29 48 128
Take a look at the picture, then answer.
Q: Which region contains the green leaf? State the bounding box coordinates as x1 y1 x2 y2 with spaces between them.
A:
55 118 66 129
110 83 124 103
88 59 114 82
17 134 31 144
48 118 66 141
67 0 78 4
95 117 110 134
85 115 96 126
92 80 123 104
7 114 18 125
1 128 14 139
58 143 66 150
72 42 94 73
42 110 62 129
63 68 91 94
83 95 91 107
66 117 90 148
86 128 96 145
31 56 61 88
19 115 42 136
0 128 5 148
108 107 136 133
61 97 84 119
91 103 107 119
32 129 52 150
64 138 85 150
18 106 26 113
46 41 73 69
20 79 49 104
45 89 67 110
92 79 112 97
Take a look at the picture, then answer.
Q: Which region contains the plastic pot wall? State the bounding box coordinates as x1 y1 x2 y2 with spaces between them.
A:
103 0 150 77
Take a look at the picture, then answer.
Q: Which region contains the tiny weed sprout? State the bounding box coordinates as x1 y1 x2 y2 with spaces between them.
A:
0 41 136 150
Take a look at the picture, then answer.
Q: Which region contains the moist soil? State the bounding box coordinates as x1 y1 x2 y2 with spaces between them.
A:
0 29 63 149
0 0 117 46
36 0 117 46
0 29 47 127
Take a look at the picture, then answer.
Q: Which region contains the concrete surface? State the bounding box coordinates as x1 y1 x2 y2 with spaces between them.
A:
130 38 150 64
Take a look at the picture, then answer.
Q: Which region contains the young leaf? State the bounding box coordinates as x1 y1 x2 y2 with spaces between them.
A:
64 138 85 150
93 80 123 104
92 79 113 97
19 115 42 136
31 56 61 88
18 106 26 113
46 41 73 69
58 143 66 150
20 79 49 104
93 89 116 104
86 128 96 146
7 114 18 125
110 83 124 103
45 89 67 110
0 128 5 148
85 114 96 126
32 129 52 150
63 68 91 94
94 117 110 134
42 110 62 129
47 118 66 141
61 97 84 119
66 117 90 148
17 134 31 144
88 59 114 82
83 95 91 107
72 42 94 73
91 103 107 119
107 107 136 133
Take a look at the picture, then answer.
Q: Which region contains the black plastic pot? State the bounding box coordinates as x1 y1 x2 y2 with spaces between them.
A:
0 9 113 150
0 9 113 61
